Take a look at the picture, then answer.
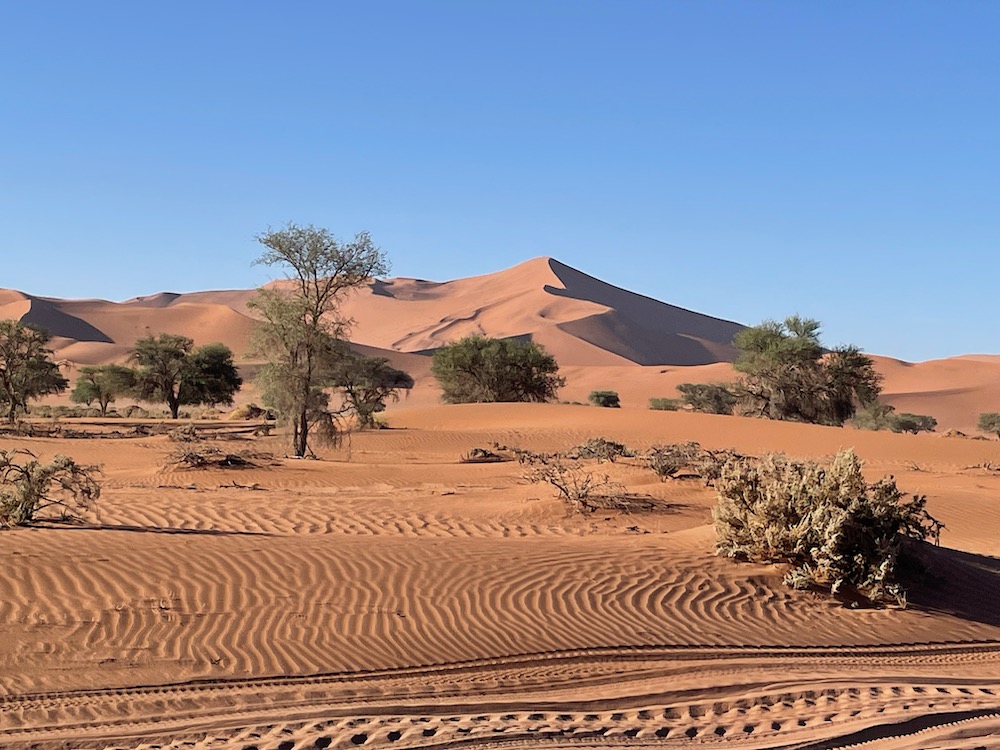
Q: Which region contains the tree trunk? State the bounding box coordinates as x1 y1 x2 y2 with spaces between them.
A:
294 408 308 457
168 394 180 419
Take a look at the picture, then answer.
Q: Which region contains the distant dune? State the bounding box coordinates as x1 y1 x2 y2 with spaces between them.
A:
2 257 999 432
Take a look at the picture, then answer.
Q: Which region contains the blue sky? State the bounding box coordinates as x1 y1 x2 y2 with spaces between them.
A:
3 1 998 362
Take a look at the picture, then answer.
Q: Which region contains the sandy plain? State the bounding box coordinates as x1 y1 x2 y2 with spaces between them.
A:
2 404 1000 749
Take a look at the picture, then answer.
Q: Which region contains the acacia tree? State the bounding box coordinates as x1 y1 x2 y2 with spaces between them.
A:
330 352 413 428
431 335 565 404
70 364 137 416
131 334 242 418
733 316 881 426
249 223 389 457
978 413 1000 439
0 320 68 423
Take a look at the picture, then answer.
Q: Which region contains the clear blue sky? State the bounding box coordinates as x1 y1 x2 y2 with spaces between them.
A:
3 1 998 362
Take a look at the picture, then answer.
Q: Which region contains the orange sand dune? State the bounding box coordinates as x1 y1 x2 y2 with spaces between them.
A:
1 404 999 748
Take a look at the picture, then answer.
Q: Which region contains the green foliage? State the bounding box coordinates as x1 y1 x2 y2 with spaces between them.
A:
131 334 242 419
250 223 389 457
0 320 68 423
977 412 1000 439
648 397 681 411
588 390 620 408
713 450 942 603
330 352 414 428
733 316 881 425
0 449 101 528
853 404 937 434
676 383 737 414
431 335 564 404
892 413 937 434
70 364 136 417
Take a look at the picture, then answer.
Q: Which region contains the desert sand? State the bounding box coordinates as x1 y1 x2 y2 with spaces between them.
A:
2 261 1000 748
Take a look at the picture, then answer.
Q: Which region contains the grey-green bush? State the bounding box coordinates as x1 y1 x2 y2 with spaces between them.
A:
0 449 101 528
713 450 942 603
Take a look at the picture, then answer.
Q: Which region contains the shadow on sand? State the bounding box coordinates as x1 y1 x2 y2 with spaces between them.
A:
905 542 1000 629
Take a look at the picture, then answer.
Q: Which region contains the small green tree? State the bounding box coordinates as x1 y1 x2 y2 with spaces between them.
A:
733 316 881 425
676 383 737 414
588 390 620 408
70 364 137 417
431 335 564 404
0 320 68 423
250 223 389 457
131 334 242 419
330 353 414 428
978 412 1000 439
0 449 101 527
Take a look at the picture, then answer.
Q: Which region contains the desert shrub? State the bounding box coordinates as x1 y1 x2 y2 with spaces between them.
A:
0 449 101 527
977 413 1000 439
32 405 54 418
168 424 201 442
588 390 620 408
460 447 508 463
167 447 275 469
892 413 937 434
521 453 626 513
431 335 564 404
572 437 633 463
676 383 737 415
646 442 704 480
648 397 681 411
713 449 942 603
123 405 151 419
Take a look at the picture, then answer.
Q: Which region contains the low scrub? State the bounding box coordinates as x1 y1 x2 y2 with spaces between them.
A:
571 437 633 463
648 397 681 411
588 390 620 408
713 450 942 604
0 449 101 527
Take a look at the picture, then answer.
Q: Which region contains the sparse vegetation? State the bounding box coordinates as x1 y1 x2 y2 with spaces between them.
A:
0 320 69 423
431 335 565 404
648 397 681 411
571 437 633 463
166 447 276 469
131 334 242 419
977 412 1000 439
521 452 627 513
676 383 737 415
646 442 704 480
250 223 389 457
70 364 137 417
588 390 620 408
713 449 942 604
733 316 881 426
0 449 101 527
330 352 413 428
852 403 937 434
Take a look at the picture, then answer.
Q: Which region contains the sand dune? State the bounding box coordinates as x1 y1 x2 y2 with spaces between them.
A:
3 258 1000 432
1 404 999 748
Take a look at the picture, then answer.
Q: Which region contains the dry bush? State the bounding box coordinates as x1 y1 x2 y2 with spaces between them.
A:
0 449 101 527
521 453 627 513
460 447 509 464
166 447 276 469
167 424 202 442
570 437 633 463
713 449 942 604
646 442 704 480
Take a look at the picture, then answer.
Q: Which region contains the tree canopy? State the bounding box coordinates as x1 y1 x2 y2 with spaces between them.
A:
131 334 242 419
330 352 414 428
250 223 389 456
431 335 564 404
733 316 881 426
0 320 68 423
70 364 137 416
